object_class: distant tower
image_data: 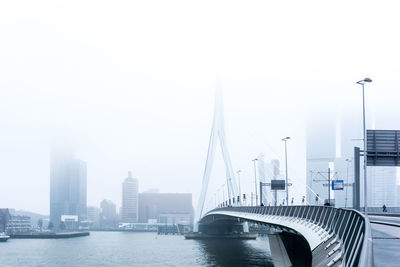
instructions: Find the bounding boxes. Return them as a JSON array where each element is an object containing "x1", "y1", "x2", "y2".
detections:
[
  {"x1": 50, "y1": 150, "x2": 87, "y2": 229},
  {"x1": 121, "y1": 171, "x2": 139, "y2": 222}
]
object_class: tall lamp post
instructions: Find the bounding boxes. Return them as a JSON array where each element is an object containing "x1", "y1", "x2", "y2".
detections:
[
  {"x1": 357, "y1": 78, "x2": 372, "y2": 215},
  {"x1": 345, "y1": 158, "x2": 351, "y2": 208},
  {"x1": 252, "y1": 158, "x2": 258, "y2": 206},
  {"x1": 237, "y1": 170, "x2": 242, "y2": 206},
  {"x1": 222, "y1": 183, "x2": 226, "y2": 205},
  {"x1": 282, "y1": 137, "x2": 290, "y2": 206}
]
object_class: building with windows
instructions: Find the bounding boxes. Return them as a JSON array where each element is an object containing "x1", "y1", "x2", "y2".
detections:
[
  {"x1": 138, "y1": 193, "x2": 193, "y2": 224},
  {"x1": 87, "y1": 206, "x2": 101, "y2": 228},
  {"x1": 50, "y1": 150, "x2": 87, "y2": 229},
  {"x1": 121, "y1": 172, "x2": 139, "y2": 223},
  {"x1": 306, "y1": 106, "x2": 399, "y2": 208},
  {"x1": 257, "y1": 155, "x2": 283, "y2": 206},
  {"x1": 6, "y1": 215, "x2": 31, "y2": 234}
]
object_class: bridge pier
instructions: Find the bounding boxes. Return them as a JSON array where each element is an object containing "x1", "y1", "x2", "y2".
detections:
[
  {"x1": 269, "y1": 231, "x2": 312, "y2": 267},
  {"x1": 187, "y1": 220, "x2": 255, "y2": 239}
]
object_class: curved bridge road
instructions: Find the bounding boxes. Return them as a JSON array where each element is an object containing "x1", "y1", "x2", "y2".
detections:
[{"x1": 369, "y1": 215, "x2": 400, "y2": 267}]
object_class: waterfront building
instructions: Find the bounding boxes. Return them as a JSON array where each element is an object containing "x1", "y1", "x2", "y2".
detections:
[
  {"x1": 138, "y1": 193, "x2": 193, "y2": 224},
  {"x1": 61, "y1": 215, "x2": 79, "y2": 230},
  {"x1": 159, "y1": 212, "x2": 191, "y2": 224},
  {"x1": 121, "y1": 172, "x2": 139, "y2": 223},
  {"x1": 6, "y1": 215, "x2": 31, "y2": 234},
  {"x1": 87, "y1": 206, "x2": 101, "y2": 228},
  {"x1": 0, "y1": 209, "x2": 11, "y2": 233},
  {"x1": 100, "y1": 199, "x2": 118, "y2": 228},
  {"x1": 50, "y1": 150, "x2": 87, "y2": 229}
]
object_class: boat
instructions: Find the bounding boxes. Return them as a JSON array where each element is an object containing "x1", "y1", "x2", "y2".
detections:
[{"x1": 0, "y1": 232, "x2": 10, "y2": 242}]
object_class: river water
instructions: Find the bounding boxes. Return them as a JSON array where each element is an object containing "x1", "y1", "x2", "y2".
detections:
[{"x1": 0, "y1": 232, "x2": 274, "y2": 266}]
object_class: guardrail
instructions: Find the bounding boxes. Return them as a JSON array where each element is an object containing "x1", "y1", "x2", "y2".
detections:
[{"x1": 203, "y1": 206, "x2": 373, "y2": 267}]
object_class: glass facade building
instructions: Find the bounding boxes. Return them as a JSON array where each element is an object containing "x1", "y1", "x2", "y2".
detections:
[{"x1": 50, "y1": 151, "x2": 87, "y2": 229}]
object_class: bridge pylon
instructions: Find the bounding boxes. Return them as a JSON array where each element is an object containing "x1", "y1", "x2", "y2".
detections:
[{"x1": 194, "y1": 83, "x2": 239, "y2": 231}]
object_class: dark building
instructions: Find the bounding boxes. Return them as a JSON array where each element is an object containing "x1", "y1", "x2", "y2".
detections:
[
  {"x1": 138, "y1": 193, "x2": 193, "y2": 224},
  {"x1": 100, "y1": 199, "x2": 118, "y2": 228},
  {"x1": 0, "y1": 208, "x2": 11, "y2": 233},
  {"x1": 50, "y1": 151, "x2": 87, "y2": 229}
]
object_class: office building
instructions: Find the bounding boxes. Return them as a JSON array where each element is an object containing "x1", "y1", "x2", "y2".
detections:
[
  {"x1": 138, "y1": 193, "x2": 193, "y2": 224},
  {"x1": 50, "y1": 150, "x2": 87, "y2": 229},
  {"x1": 100, "y1": 199, "x2": 118, "y2": 228},
  {"x1": 257, "y1": 155, "x2": 283, "y2": 206},
  {"x1": 87, "y1": 206, "x2": 101, "y2": 228},
  {"x1": 121, "y1": 172, "x2": 139, "y2": 223},
  {"x1": 6, "y1": 215, "x2": 31, "y2": 234},
  {"x1": 306, "y1": 106, "x2": 399, "y2": 208}
]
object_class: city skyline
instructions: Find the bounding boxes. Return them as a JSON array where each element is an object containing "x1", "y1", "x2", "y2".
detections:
[{"x1": 2, "y1": 1, "x2": 400, "y2": 216}]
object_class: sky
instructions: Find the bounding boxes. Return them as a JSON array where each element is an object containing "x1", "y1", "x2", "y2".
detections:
[{"x1": 1, "y1": 0, "x2": 400, "y2": 215}]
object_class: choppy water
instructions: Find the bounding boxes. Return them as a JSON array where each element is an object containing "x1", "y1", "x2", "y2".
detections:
[{"x1": 0, "y1": 232, "x2": 274, "y2": 266}]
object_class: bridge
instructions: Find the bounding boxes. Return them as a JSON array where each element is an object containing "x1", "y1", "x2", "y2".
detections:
[
  {"x1": 192, "y1": 87, "x2": 399, "y2": 267},
  {"x1": 198, "y1": 205, "x2": 372, "y2": 267}
]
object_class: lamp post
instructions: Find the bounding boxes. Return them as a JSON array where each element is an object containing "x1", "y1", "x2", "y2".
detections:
[
  {"x1": 357, "y1": 78, "x2": 372, "y2": 215},
  {"x1": 345, "y1": 158, "x2": 351, "y2": 208},
  {"x1": 282, "y1": 137, "x2": 290, "y2": 206},
  {"x1": 222, "y1": 183, "x2": 226, "y2": 205},
  {"x1": 237, "y1": 170, "x2": 242, "y2": 205},
  {"x1": 252, "y1": 158, "x2": 258, "y2": 206}
]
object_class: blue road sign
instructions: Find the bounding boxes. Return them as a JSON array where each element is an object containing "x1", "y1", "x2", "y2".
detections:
[{"x1": 332, "y1": 180, "x2": 344, "y2": 190}]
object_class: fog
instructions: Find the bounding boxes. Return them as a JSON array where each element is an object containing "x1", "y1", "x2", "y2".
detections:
[{"x1": 1, "y1": 0, "x2": 400, "y2": 215}]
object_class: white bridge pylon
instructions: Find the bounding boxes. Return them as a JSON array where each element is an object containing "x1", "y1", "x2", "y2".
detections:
[{"x1": 194, "y1": 85, "x2": 239, "y2": 228}]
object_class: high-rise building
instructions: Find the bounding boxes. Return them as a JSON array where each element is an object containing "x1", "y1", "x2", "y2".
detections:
[
  {"x1": 50, "y1": 151, "x2": 87, "y2": 229},
  {"x1": 257, "y1": 155, "x2": 283, "y2": 206},
  {"x1": 306, "y1": 106, "x2": 399, "y2": 208},
  {"x1": 121, "y1": 171, "x2": 139, "y2": 223}
]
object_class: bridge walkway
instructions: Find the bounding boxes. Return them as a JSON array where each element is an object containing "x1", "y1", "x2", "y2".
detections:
[{"x1": 370, "y1": 216, "x2": 400, "y2": 267}]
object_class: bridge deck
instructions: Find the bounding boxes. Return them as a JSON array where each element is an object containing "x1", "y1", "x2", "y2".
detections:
[{"x1": 370, "y1": 216, "x2": 400, "y2": 267}]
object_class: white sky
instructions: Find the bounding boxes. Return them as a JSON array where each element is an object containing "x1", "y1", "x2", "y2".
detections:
[{"x1": 1, "y1": 0, "x2": 400, "y2": 214}]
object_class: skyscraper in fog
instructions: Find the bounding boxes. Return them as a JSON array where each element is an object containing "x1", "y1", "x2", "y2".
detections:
[
  {"x1": 306, "y1": 106, "x2": 399, "y2": 208},
  {"x1": 50, "y1": 151, "x2": 87, "y2": 228},
  {"x1": 257, "y1": 154, "x2": 282, "y2": 206},
  {"x1": 121, "y1": 171, "x2": 139, "y2": 222}
]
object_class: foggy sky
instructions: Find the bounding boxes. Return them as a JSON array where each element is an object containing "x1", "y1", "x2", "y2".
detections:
[{"x1": 1, "y1": 0, "x2": 400, "y2": 214}]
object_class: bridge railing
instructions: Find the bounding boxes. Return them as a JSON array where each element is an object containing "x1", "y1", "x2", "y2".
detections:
[{"x1": 204, "y1": 206, "x2": 373, "y2": 267}]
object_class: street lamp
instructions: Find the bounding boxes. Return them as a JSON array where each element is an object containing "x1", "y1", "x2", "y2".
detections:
[
  {"x1": 345, "y1": 158, "x2": 351, "y2": 208},
  {"x1": 282, "y1": 137, "x2": 290, "y2": 206},
  {"x1": 237, "y1": 170, "x2": 242, "y2": 206},
  {"x1": 222, "y1": 183, "x2": 226, "y2": 204},
  {"x1": 252, "y1": 158, "x2": 258, "y2": 206},
  {"x1": 357, "y1": 77, "x2": 372, "y2": 215}
]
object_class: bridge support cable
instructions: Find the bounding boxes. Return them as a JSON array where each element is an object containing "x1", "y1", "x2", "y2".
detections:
[{"x1": 194, "y1": 86, "x2": 239, "y2": 230}]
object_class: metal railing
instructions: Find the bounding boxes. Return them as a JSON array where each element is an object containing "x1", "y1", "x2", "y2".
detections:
[{"x1": 203, "y1": 206, "x2": 373, "y2": 267}]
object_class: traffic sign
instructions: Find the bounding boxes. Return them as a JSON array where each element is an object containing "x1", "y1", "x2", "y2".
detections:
[{"x1": 332, "y1": 180, "x2": 344, "y2": 190}]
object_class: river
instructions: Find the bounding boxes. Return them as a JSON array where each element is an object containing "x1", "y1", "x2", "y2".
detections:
[{"x1": 0, "y1": 232, "x2": 274, "y2": 266}]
